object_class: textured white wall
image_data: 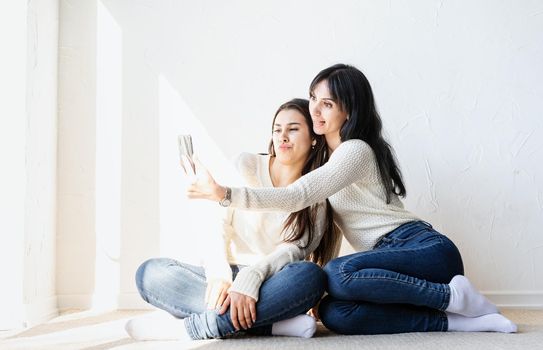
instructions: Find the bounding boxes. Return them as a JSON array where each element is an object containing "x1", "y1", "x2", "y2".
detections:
[
  {"x1": 24, "y1": 0, "x2": 60, "y2": 325},
  {"x1": 57, "y1": 0, "x2": 98, "y2": 309},
  {"x1": 57, "y1": 0, "x2": 543, "y2": 309},
  {"x1": 0, "y1": 0, "x2": 28, "y2": 329},
  {"x1": 0, "y1": 0, "x2": 59, "y2": 328}
]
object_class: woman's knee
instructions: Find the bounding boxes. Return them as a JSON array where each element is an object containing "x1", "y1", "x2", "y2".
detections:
[
  {"x1": 323, "y1": 256, "x2": 342, "y2": 277},
  {"x1": 297, "y1": 261, "x2": 326, "y2": 286},
  {"x1": 135, "y1": 258, "x2": 169, "y2": 295},
  {"x1": 283, "y1": 261, "x2": 327, "y2": 296},
  {"x1": 322, "y1": 257, "x2": 350, "y2": 298}
]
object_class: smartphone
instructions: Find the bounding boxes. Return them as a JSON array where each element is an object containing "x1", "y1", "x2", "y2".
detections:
[{"x1": 178, "y1": 134, "x2": 195, "y2": 174}]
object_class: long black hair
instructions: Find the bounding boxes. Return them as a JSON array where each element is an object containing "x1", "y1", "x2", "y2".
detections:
[
  {"x1": 309, "y1": 64, "x2": 406, "y2": 202},
  {"x1": 268, "y1": 98, "x2": 341, "y2": 266}
]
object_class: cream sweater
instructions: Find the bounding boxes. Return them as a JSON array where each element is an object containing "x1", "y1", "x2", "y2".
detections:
[
  {"x1": 231, "y1": 139, "x2": 419, "y2": 252},
  {"x1": 205, "y1": 153, "x2": 327, "y2": 301}
]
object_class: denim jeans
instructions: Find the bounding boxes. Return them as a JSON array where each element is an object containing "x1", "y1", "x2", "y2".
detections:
[
  {"x1": 319, "y1": 221, "x2": 464, "y2": 335},
  {"x1": 135, "y1": 259, "x2": 326, "y2": 339}
]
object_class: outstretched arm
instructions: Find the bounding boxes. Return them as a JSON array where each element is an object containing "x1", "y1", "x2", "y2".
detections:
[{"x1": 188, "y1": 140, "x2": 374, "y2": 212}]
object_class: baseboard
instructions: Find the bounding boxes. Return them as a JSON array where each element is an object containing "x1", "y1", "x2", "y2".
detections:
[
  {"x1": 484, "y1": 291, "x2": 543, "y2": 309},
  {"x1": 117, "y1": 292, "x2": 153, "y2": 310},
  {"x1": 24, "y1": 296, "x2": 59, "y2": 327},
  {"x1": 57, "y1": 292, "x2": 543, "y2": 311},
  {"x1": 57, "y1": 293, "x2": 153, "y2": 311},
  {"x1": 56, "y1": 294, "x2": 93, "y2": 311}
]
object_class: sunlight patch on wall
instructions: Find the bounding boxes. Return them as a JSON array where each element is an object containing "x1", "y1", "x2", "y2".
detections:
[
  {"x1": 158, "y1": 74, "x2": 238, "y2": 266},
  {"x1": 93, "y1": 0, "x2": 122, "y2": 310}
]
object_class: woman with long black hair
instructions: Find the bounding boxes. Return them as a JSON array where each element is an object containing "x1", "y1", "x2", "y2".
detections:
[{"x1": 188, "y1": 64, "x2": 517, "y2": 335}]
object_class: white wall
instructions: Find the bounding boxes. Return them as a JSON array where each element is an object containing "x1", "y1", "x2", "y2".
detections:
[
  {"x1": 0, "y1": 0, "x2": 28, "y2": 330},
  {"x1": 24, "y1": 0, "x2": 60, "y2": 325},
  {"x1": 57, "y1": 0, "x2": 98, "y2": 310},
  {"x1": 57, "y1": 0, "x2": 543, "y2": 309},
  {"x1": 0, "y1": 0, "x2": 59, "y2": 328}
]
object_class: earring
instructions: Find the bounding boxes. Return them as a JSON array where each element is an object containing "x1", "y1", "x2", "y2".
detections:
[
  {"x1": 311, "y1": 140, "x2": 317, "y2": 149},
  {"x1": 346, "y1": 115, "x2": 350, "y2": 120}
]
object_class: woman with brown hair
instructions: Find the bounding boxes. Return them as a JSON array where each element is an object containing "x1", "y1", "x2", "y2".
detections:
[{"x1": 125, "y1": 98, "x2": 341, "y2": 341}]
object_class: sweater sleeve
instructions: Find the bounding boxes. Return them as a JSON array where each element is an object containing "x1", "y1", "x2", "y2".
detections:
[
  {"x1": 228, "y1": 202, "x2": 327, "y2": 301},
  {"x1": 230, "y1": 140, "x2": 375, "y2": 212}
]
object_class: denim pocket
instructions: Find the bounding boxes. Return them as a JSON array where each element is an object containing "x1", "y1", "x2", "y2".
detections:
[{"x1": 375, "y1": 221, "x2": 438, "y2": 249}]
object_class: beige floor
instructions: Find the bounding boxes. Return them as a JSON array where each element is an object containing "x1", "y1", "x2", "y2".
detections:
[{"x1": 1, "y1": 309, "x2": 542, "y2": 350}]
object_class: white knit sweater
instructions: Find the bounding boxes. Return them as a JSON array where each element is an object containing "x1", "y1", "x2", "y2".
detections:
[
  {"x1": 205, "y1": 153, "x2": 327, "y2": 301},
  {"x1": 231, "y1": 139, "x2": 419, "y2": 252}
]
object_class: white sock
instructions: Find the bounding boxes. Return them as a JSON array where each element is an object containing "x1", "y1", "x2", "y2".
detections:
[
  {"x1": 446, "y1": 275, "x2": 499, "y2": 317},
  {"x1": 271, "y1": 314, "x2": 317, "y2": 338},
  {"x1": 447, "y1": 312, "x2": 517, "y2": 333},
  {"x1": 125, "y1": 310, "x2": 191, "y2": 341}
]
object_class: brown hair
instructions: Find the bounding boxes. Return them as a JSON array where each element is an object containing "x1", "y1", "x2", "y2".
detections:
[{"x1": 268, "y1": 98, "x2": 341, "y2": 266}]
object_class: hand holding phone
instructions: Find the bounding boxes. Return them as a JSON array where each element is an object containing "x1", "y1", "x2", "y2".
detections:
[{"x1": 178, "y1": 134, "x2": 195, "y2": 175}]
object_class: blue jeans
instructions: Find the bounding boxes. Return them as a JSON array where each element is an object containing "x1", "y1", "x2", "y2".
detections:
[
  {"x1": 319, "y1": 221, "x2": 464, "y2": 334},
  {"x1": 135, "y1": 259, "x2": 326, "y2": 339}
]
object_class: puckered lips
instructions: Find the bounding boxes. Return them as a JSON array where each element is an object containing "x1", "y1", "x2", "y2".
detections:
[{"x1": 278, "y1": 144, "x2": 292, "y2": 151}]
